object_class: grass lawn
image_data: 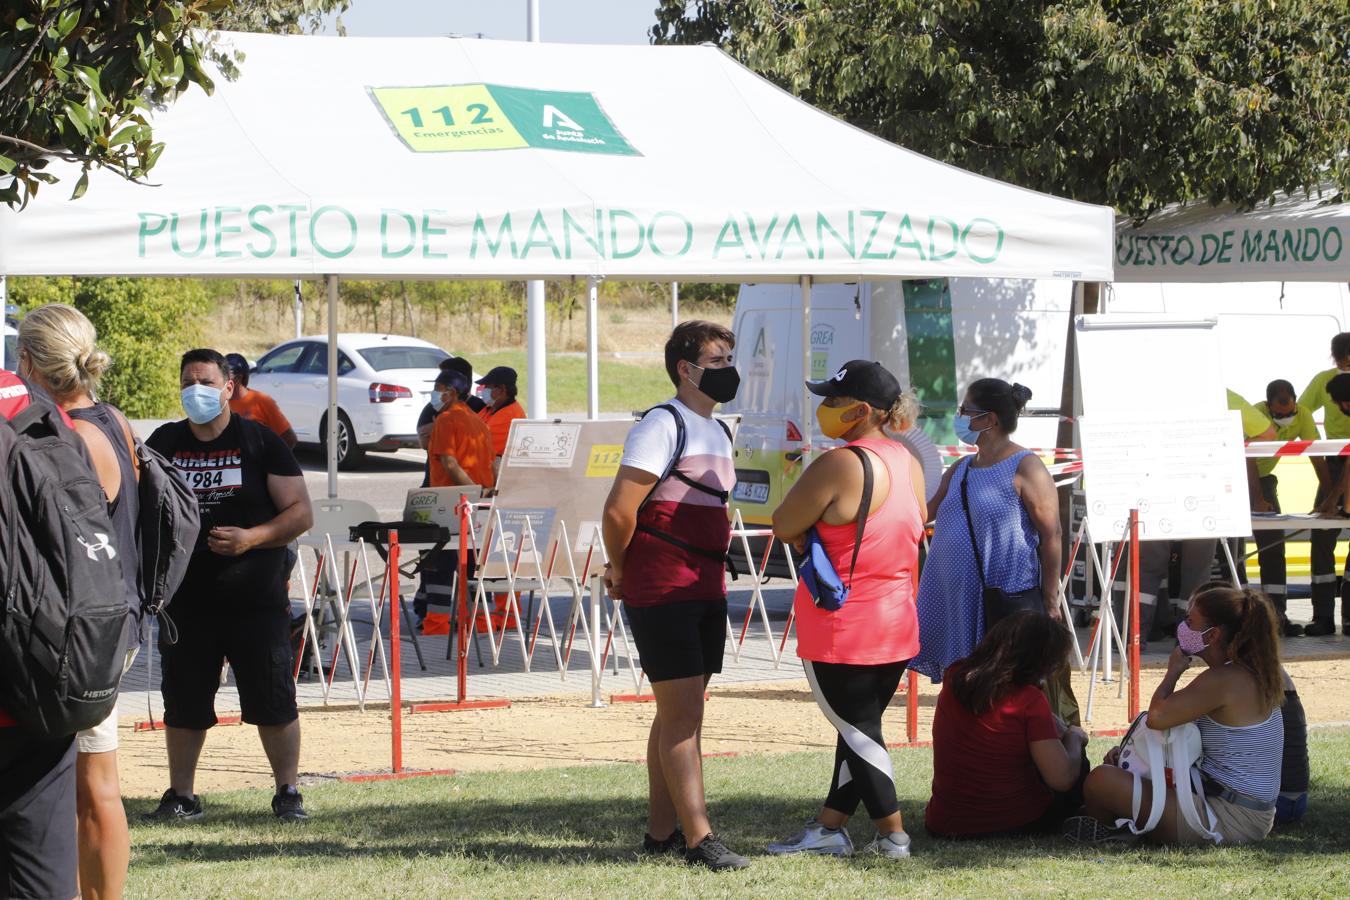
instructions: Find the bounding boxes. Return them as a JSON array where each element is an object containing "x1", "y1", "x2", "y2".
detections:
[
  {"x1": 127, "y1": 732, "x2": 1350, "y2": 898},
  {"x1": 473, "y1": 350, "x2": 673, "y2": 414}
]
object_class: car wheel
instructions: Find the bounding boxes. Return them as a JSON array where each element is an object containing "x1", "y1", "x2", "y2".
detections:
[{"x1": 321, "y1": 410, "x2": 366, "y2": 470}]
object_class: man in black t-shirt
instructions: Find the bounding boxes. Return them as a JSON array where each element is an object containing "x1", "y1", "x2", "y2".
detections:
[{"x1": 144, "y1": 349, "x2": 314, "y2": 823}]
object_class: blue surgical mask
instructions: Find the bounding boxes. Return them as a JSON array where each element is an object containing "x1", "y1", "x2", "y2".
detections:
[
  {"x1": 954, "y1": 414, "x2": 984, "y2": 446},
  {"x1": 431, "y1": 391, "x2": 447, "y2": 411},
  {"x1": 181, "y1": 383, "x2": 224, "y2": 425}
]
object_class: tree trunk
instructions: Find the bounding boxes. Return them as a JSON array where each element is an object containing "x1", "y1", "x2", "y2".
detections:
[{"x1": 401, "y1": 281, "x2": 415, "y2": 336}]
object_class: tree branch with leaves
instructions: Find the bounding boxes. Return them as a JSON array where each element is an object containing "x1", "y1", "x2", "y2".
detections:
[
  {"x1": 651, "y1": 0, "x2": 1350, "y2": 220},
  {"x1": 0, "y1": 0, "x2": 349, "y2": 209}
]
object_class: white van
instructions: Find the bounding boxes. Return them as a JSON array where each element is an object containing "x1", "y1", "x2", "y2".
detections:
[
  {"x1": 724, "y1": 277, "x2": 1350, "y2": 529},
  {"x1": 725, "y1": 278, "x2": 1075, "y2": 526}
]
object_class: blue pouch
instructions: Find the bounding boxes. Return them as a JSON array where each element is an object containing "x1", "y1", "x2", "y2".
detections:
[{"x1": 798, "y1": 446, "x2": 872, "y2": 612}]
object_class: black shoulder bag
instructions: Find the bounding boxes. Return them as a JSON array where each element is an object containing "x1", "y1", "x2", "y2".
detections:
[{"x1": 959, "y1": 458, "x2": 1045, "y2": 629}]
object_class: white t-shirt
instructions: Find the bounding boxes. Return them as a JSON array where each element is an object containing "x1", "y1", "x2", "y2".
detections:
[{"x1": 621, "y1": 397, "x2": 735, "y2": 508}]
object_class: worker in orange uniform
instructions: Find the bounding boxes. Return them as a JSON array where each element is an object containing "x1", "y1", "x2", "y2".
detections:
[
  {"x1": 476, "y1": 366, "x2": 526, "y2": 464},
  {"x1": 225, "y1": 353, "x2": 297, "y2": 448},
  {"x1": 421, "y1": 368, "x2": 497, "y2": 635}
]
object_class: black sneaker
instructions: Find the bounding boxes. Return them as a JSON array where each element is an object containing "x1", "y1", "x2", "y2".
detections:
[
  {"x1": 684, "y1": 833, "x2": 750, "y2": 871},
  {"x1": 1304, "y1": 620, "x2": 1336, "y2": 637},
  {"x1": 142, "y1": 788, "x2": 203, "y2": 822},
  {"x1": 1283, "y1": 620, "x2": 1306, "y2": 638},
  {"x1": 272, "y1": 785, "x2": 309, "y2": 822},
  {"x1": 642, "y1": 826, "x2": 684, "y2": 856},
  {"x1": 1063, "y1": 815, "x2": 1134, "y2": 845}
]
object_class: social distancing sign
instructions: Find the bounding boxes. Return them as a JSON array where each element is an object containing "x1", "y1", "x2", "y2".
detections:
[{"x1": 369, "y1": 83, "x2": 639, "y2": 156}]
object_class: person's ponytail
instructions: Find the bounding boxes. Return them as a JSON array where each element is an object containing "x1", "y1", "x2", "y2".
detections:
[{"x1": 1226, "y1": 589, "x2": 1284, "y2": 712}]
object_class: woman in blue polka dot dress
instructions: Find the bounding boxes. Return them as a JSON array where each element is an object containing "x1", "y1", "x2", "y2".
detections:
[{"x1": 911, "y1": 380, "x2": 1075, "y2": 722}]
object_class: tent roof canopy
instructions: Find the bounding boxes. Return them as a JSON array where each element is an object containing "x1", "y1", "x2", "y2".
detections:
[
  {"x1": 0, "y1": 32, "x2": 1113, "y2": 282},
  {"x1": 1114, "y1": 181, "x2": 1348, "y2": 283}
]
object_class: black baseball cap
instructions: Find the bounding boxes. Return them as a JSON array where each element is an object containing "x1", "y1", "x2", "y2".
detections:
[
  {"x1": 475, "y1": 365, "x2": 518, "y2": 388},
  {"x1": 223, "y1": 353, "x2": 249, "y2": 376},
  {"x1": 807, "y1": 360, "x2": 901, "y2": 410},
  {"x1": 434, "y1": 369, "x2": 470, "y2": 394}
]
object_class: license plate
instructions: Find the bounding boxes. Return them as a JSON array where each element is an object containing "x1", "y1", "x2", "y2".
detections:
[{"x1": 733, "y1": 482, "x2": 770, "y2": 504}]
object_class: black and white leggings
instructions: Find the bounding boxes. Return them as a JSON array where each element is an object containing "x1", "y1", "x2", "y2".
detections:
[{"x1": 803, "y1": 658, "x2": 909, "y2": 821}]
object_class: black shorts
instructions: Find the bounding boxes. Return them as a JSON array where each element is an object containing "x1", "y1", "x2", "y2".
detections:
[
  {"x1": 624, "y1": 598, "x2": 727, "y2": 683},
  {"x1": 159, "y1": 581, "x2": 298, "y2": 730},
  {"x1": 0, "y1": 730, "x2": 76, "y2": 900}
]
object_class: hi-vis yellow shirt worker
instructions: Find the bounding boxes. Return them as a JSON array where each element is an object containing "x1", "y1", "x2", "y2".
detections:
[
  {"x1": 1300, "y1": 368, "x2": 1350, "y2": 439},
  {"x1": 1254, "y1": 400, "x2": 1319, "y2": 478},
  {"x1": 1226, "y1": 389, "x2": 1274, "y2": 440}
]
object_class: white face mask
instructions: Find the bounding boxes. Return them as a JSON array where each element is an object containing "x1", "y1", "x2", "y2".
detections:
[{"x1": 1272, "y1": 414, "x2": 1296, "y2": 428}]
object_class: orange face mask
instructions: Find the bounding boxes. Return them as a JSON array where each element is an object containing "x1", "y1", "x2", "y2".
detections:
[{"x1": 815, "y1": 400, "x2": 867, "y2": 439}]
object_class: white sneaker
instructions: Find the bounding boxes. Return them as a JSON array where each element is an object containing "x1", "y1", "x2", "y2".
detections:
[
  {"x1": 863, "y1": 830, "x2": 912, "y2": 859},
  {"x1": 766, "y1": 819, "x2": 854, "y2": 857}
]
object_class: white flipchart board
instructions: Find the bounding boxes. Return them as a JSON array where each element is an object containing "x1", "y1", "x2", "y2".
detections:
[{"x1": 1075, "y1": 315, "x2": 1252, "y2": 541}]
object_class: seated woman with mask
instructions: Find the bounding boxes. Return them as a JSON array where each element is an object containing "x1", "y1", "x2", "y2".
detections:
[{"x1": 1067, "y1": 584, "x2": 1285, "y2": 845}]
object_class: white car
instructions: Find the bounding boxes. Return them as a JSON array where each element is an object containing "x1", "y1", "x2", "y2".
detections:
[
  {"x1": 2, "y1": 320, "x2": 16, "y2": 371},
  {"x1": 249, "y1": 333, "x2": 454, "y2": 469}
]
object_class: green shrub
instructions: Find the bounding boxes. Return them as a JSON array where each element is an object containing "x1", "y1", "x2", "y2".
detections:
[{"x1": 10, "y1": 276, "x2": 209, "y2": 418}]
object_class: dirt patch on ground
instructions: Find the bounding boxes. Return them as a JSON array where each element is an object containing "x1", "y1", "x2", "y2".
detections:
[{"x1": 116, "y1": 657, "x2": 1350, "y2": 798}]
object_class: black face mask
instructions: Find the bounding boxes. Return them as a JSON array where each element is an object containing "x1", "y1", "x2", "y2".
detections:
[{"x1": 690, "y1": 363, "x2": 740, "y2": 404}]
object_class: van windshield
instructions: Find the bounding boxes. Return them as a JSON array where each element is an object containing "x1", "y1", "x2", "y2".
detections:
[{"x1": 357, "y1": 346, "x2": 448, "y2": 371}]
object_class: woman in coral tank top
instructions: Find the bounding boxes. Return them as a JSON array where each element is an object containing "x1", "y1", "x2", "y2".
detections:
[{"x1": 766, "y1": 360, "x2": 927, "y2": 860}]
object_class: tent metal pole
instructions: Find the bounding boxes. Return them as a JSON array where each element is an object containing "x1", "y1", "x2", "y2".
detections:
[
  {"x1": 671, "y1": 282, "x2": 679, "y2": 329},
  {"x1": 293, "y1": 280, "x2": 303, "y2": 339},
  {"x1": 586, "y1": 276, "x2": 599, "y2": 419},
  {"x1": 326, "y1": 274, "x2": 339, "y2": 499},
  {"x1": 527, "y1": 282, "x2": 547, "y2": 418},
  {"x1": 525, "y1": 1, "x2": 546, "y2": 419},
  {"x1": 800, "y1": 275, "x2": 813, "y2": 465}
]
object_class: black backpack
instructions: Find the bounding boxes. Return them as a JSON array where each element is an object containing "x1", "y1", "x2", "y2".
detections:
[
  {"x1": 633, "y1": 404, "x2": 735, "y2": 566},
  {"x1": 0, "y1": 402, "x2": 131, "y2": 736},
  {"x1": 107, "y1": 411, "x2": 201, "y2": 628}
]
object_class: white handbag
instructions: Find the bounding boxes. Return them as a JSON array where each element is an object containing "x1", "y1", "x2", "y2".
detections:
[{"x1": 1114, "y1": 712, "x2": 1223, "y2": 843}]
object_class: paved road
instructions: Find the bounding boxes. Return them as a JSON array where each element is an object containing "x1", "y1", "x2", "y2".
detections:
[{"x1": 294, "y1": 446, "x2": 427, "y2": 519}]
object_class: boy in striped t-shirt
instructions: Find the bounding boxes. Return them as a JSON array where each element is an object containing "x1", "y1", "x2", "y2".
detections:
[{"x1": 601, "y1": 321, "x2": 747, "y2": 871}]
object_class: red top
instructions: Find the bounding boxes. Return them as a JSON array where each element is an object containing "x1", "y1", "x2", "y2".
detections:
[
  {"x1": 924, "y1": 673, "x2": 1060, "y2": 836},
  {"x1": 0, "y1": 369, "x2": 31, "y2": 421},
  {"x1": 793, "y1": 437, "x2": 923, "y2": 665}
]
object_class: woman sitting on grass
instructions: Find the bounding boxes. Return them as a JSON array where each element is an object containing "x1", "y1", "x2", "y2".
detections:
[
  {"x1": 924, "y1": 612, "x2": 1089, "y2": 839},
  {"x1": 1066, "y1": 584, "x2": 1284, "y2": 845}
]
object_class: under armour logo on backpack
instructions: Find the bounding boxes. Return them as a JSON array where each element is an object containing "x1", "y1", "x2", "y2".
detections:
[{"x1": 76, "y1": 533, "x2": 117, "y2": 561}]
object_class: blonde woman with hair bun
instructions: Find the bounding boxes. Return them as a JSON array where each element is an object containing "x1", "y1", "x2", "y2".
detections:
[{"x1": 17, "y1": 303, "x2": 141, "y2": 900}]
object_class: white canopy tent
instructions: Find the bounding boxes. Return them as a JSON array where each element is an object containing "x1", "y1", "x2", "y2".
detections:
[
  {"x1": 1110, "y1": 185, "x2": 1349, "y2": 420},
  {"x1": 1114, "y1": 184, "x2": 1348, "y2": 283},
  {"x1": 0, "y1": 32, "x2": 1114, "y2": 494}
]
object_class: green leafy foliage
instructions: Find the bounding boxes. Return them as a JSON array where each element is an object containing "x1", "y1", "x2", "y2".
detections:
[
  {"x1": 652, "y1": 0, "x2": 1350, "y2": 219},
  {"x1": 0, "y1": 1, "x2": 219, "y2": 208},
  {"x1": 10, "y1": 277, "x2": 209, "y2": 417},
  {"x1": 0, "y1": 1, "x2": 349, "y2": 209}
]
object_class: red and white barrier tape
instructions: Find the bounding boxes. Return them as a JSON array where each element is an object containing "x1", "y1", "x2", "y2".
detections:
[
  {"x1": 1245, "y1": 438, "x2": 1350, "y2": 458},
  {"x1": 942, "y1": 446, "x2": 1081, "y2": 458}
]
